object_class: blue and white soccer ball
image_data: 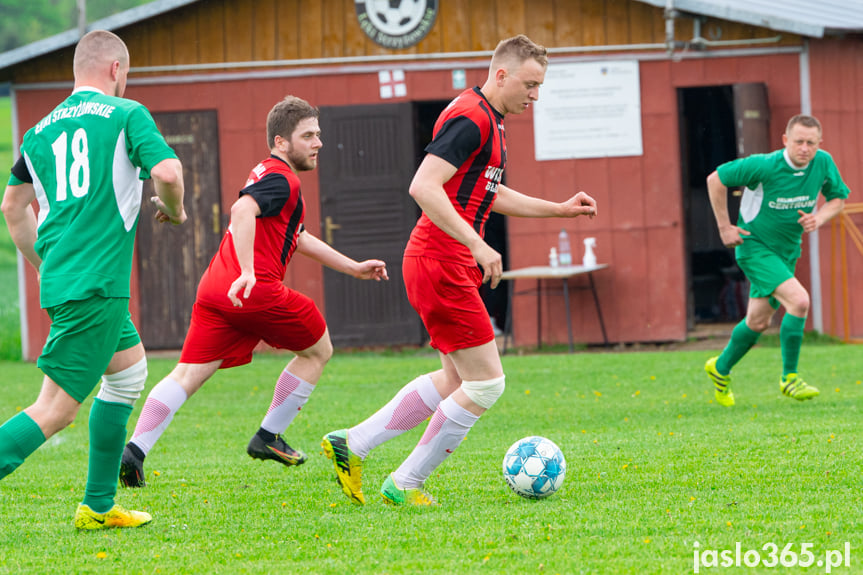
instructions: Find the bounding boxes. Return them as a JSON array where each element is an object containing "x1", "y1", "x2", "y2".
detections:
[{"x1": 502, "y1": 436, "x2": 566, "y2": 499}]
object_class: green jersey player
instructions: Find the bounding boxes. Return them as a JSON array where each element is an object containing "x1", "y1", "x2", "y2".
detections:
[
  {"x1": 0, "y1": 30, "x2": 185, "y2": 529},
  {"x1": 704, "y1": 114, "x2": 849, "y2": 407}
]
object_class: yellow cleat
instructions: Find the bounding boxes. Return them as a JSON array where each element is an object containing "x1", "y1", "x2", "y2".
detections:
[
  {"x1": 705, "y1": 356, "x2": 735, "y2": 407},
  {"x1": 380, "y1": 474, "x2": 438, "y2": 507},
  {"x1": 74, "y1": 503, "x2": 152, "y2": 530},
  {"x1": 321, "y1": 430, "x2": 365, "y2": 505},
  {"x1": 780, "y1": 373, "x2": 819, "y2": 401}
]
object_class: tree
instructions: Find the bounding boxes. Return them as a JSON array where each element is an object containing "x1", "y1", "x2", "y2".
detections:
[{"x1": 0, "y1": 0, "x2": 153, "y2": 53}]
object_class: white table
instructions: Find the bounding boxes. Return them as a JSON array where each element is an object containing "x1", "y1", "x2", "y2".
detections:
[{"x1": 500, "y1": 263, "x2": 609, "y2": 353}]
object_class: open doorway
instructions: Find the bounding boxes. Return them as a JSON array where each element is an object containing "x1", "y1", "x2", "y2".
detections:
[
  {"x1": 415, "y1": 100, "x2": 510, "y2": 336},
  {"x1": 679, "y1": 86, "x2": 745, "y2": 329},
  {"x1": 317, "y1": 99, "x2": 509, "y2": 347}
]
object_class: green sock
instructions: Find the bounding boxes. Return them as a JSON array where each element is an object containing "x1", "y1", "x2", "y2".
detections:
[
  {"x1": 0, "y1": 412, "x2": 46, "y2": 479},
  {"x1": 780, "y1": 313, "x2": 807, "y2": 378},
  {"x1": 82, "y1": 398, "x2": 133, "y2": 513},
  {"x1": 716, "y1": 320, "x2": 761, "y2": 375}
]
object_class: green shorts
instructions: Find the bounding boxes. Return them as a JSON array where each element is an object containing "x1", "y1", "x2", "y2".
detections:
[
  {"x1": 37, "y1": 296, "x2": 140, "y2": 403},
  {"x1": 735, "y1": 248, "x2": 797, "y2": 310}
]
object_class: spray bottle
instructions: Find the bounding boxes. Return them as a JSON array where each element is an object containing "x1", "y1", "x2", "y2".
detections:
[{"x1": 582, "y1": 237, "x2": 597, "y2": 267}]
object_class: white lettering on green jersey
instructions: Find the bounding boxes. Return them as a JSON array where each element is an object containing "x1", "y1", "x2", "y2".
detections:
[
  {"x1": 17, "y1": 88, "x2": 177, "y2": 308},
  {"x1": 717, "y1": 148, "x2": 849, "y2": 261}
]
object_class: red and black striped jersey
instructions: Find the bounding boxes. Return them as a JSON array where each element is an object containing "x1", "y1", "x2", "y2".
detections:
[
  {"x1": 405, "y1": 87, "x2": 506, "y2": 266},
  {"x1": 196, "y1": 155, "x2": 304, "y2": 309}
]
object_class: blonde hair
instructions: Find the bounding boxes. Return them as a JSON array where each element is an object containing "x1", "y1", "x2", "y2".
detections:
[
  {"x1": 73, "y1": 30, "x2": 129, "y2": 77},
  {"x1": 490, "y1": 34, "x2": 548, "y2": 71},
  {"x1": 786, "y1": 114, "x2": 822, "y2": 135}
]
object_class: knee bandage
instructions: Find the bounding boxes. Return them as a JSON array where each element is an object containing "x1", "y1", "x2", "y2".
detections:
[
  {"x1": 461, "y1": 375, "x2": 506, "y2": 409},
  {"x1": 97, "y1": 358, "x2": 148, "y2": 405}
]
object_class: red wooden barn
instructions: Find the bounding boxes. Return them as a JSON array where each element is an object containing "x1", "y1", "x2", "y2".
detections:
[{"x1": 1, "y1": 0, "x2": 862, "y2": 360}]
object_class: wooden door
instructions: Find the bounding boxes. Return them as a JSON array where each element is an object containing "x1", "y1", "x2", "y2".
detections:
[
  {"x1": 318, "y1": 103, "x2": 423, "y2": 347},
  {"x1": 733, "y1": 83, "x2": 770, "y2": 157},
  {"x1": 137, "y1": 110, "x2": 223, "y2": 349}
]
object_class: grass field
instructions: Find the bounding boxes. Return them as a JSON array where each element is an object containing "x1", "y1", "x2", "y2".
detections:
[
  {"x1": 0, "y1": 346, "x2": 860, "y2": 574},
  {"x1": 0, "y1": 95, "x2": 13, "y2": 265},
  {"x1": 0, "y1": 95, "x2": 21, "y2": 361}
]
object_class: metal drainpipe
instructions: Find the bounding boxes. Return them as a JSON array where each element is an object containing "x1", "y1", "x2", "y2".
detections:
[
  {"x1": 799, "y1": 39, "x2": 824, "y2": 332},
  {"x1": 77, "y1": 0, "x2": 86, "y2": 38},
  {"x1": 691, "y1": 16, "x2": 707, "y2": 49},
  {"x1": 665, "y1": 0, "x2": 677, "y2": 56},
  {"x1": 8, "y1": 87, "x2": 29, "y2": 361}
]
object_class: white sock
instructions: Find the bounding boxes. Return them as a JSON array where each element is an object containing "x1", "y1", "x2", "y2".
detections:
[
  {"x1": 391, "y1": 395, "x2": 479, "y2": 489},
  {"x1": 130, "y1": 377, "x2": 188, "y2": 455},
  {"x1": 348, "y1": 373, "x2": 442, "y2": 459},
  {"x1": 259, "y1": 370, "x2": 315, "y2": 435}
]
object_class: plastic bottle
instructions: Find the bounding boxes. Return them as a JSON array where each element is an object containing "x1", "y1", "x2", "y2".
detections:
[
  {"x1": 583, "y1": 237, "x2": 597, "y2": 267},
  {"x1": 549, "y1": 247, "x2": 559, "y2": 268},
  {"x1": 558, "y1": 229, "x2": 572, "y2": 266}
]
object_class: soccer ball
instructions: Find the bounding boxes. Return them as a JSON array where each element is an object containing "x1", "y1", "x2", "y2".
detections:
[{"x1": 502, "y1": 436, "x2": 566, "y2": 499}]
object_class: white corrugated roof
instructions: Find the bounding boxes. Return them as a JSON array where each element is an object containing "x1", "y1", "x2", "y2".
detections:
[
  {"x1": 636, "y1": 0, "x2": 863, "y2": 38},
  {"x1": 0, "y1": 0, "x2": 201, "y2": 71}
]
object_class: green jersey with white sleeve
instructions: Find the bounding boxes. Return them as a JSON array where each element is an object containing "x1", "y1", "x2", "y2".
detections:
[
  {"x1": 716, "y1": 148, "x2": 849, "y2": 262},
  {"x1": 12, "y1": 88, "x2": 177, "y2": 308}
]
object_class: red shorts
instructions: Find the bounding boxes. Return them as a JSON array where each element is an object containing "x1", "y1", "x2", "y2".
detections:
[
  {"x1": 403, "y1": 255, "x2": 495, "y2": 354},
  {"x1": 179, "y1": 287, "x2": 327, "y2": 369}
]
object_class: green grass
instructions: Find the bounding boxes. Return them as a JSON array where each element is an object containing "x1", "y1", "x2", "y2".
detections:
[
  {"x1": 0, "y1": 95, "x2": 21, "y2": 361},
  {"x1": 0, "y1": 95, "x2": 13, "y2": 266},
  {"x1": 0, "y1": 346, "x2": 860, "y2": 574},
  {"x1": 0, "y1": 266, "x2": 20, "y2": 360}
]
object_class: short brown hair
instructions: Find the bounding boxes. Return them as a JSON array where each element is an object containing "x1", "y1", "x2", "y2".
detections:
[
  {"x1": 786, "y1": 114, "x2": 822, "y2": 135},
  {"x1": 490, "y1": 34, "x2": 548, "y2": 71},
  {"x1": 73, "y1": 30, "x2": 129, "y2": 77},
  {"x1": 266, "y1": 96, "x2": 319, "y2": 149}
]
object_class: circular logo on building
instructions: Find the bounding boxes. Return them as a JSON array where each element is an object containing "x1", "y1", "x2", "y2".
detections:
[{"x1": 356, "y1": 0, "x2": 438, "y2": 49}]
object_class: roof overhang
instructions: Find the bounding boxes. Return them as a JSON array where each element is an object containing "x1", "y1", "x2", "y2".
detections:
[
  {"x1": 635, "y1": 0, "x2": 863, "y2": 38},
  {"x1": 0, "y1": 0, "x2": 201, "y2": 72}
]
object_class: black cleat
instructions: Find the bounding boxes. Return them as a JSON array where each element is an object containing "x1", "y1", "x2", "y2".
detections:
[
  {"x1": 119, "y1": 443, "x2": 147, "y2": 488},
  {"x1": 247, "y1": 434, "x2": 308, "y2": 467}
]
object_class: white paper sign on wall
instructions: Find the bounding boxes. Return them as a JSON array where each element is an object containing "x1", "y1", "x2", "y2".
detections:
[{"x1": 533, "y1": 61, "x2": 643, "y2": 160}]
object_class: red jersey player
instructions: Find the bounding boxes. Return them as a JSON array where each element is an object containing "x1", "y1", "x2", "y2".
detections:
[
  {"x1": 323, "y1": 35, "x2": 597, "y2": 505},
  {"x1": 119, "y1": 96, "x2": 388, "y2": 487}
]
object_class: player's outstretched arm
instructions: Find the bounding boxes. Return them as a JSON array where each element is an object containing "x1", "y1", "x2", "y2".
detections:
[
  {"x1": 493, "y1": 185, "x2": 596, "y2": 219},
  {"x1": 150, "y1": 158, "x2": 187, "y2": 225},
  {"x1": 707, "y1": 170, "x2": 750, "y2": 248},
  {"x1": 296, "y1": 230, "x2": 388, "y2": 281},
  {"x1": 1, "y1": 182, "x2": 41, "y2": 271},
  {"x1": 227, "y1": 195, "x2": 260, "y2": 307}
]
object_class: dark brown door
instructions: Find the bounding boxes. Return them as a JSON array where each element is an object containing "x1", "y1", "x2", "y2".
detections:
[
  {"x1": 137, "y1": 110, "x2": 223, "y2": 349},
  {"x1": 318, "y1": 103, "x2": 422, "y2": 347},
  {"x1": 733, "y1": 83, "x2": 770, "y2": 157}
]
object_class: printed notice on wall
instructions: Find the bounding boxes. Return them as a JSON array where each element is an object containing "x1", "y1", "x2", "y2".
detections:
[{"x1": 533, "y1": 61, "x2": 642, "y2": 160}]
